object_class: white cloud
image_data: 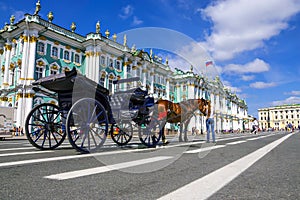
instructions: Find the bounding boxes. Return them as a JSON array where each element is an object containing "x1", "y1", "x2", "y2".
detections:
[
  {"x1": 119, "y1": 5, "x2": 134, "y2": 19},
  {"x1": 241, "y1": 75, "x2": 255, "y2": 81},
  {"x1": 222, "y1": 80, "x2": 242, "y2": 93},
  {"x1": 201, "y1": 0, "x2": 300, "y2": 61},
  {"x1": 284, "y1": 90, "x2": 300, "y2": 95},
  {"x1": 132, "y1": 16, "x2": 143, "y2": 26},
  {"x1": 250, "y1": 81, "x2": 277, "y2": 89},
  {"x1": 223, "y1": 58, "x2": 270, "y2": 74},
  {"x1": 13, "y1": 10, "x2": 26, "y2": 22},
  {"x1": 271, "y1": 96, "x2": 300, "y2": 106}
]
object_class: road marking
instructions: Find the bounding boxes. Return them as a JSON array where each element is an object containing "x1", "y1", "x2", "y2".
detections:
[
  {"x1": 184, "y1": 145, "x2": 225, "y2": 154},
  {"x1": 247, "y1": 136, "x2": 263, "y2": 141},
  {"x1": 44, "y1": 156, "x2": 173, "y2": 180},
  {"x1": 158, "y1": 133, "x2": 292, "y2": 200},
  {"x1": 0, "y1": 142, "x2": 29, "y2": 145},
  {"x1": 0, "y1": 151, "x2": 53, "y2": 157},
  {"x1": 0, "y1": 147, "x2": 36, "y2": 152},
  {"x1": 0, "y1": 132, "x2": 276, "y2": 168},
  {"x1": 226, "y1": 140, "x2": 246, "y2": 145}
]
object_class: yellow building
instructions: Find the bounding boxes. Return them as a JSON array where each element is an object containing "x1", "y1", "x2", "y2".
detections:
[{"x1": 258, "y1": 104, "x2": 300, "y2": 130}]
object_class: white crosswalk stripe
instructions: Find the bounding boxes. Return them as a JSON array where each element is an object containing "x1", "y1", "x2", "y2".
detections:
[{"x1": 45, "y1": 156, "x2": 173, "y2": 180}]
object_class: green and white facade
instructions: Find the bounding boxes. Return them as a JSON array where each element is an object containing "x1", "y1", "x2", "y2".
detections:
[{"x1": 0, "y1": 4, "x2": 249, "y2": 133}]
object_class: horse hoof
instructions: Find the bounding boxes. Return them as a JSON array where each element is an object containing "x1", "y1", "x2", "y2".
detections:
[
  {"x1": 184, "y1": 138, "x2": 188, "y2": 142},
  {"x1": 179, "y1": 139, "x2": 183, "y2": 142}
]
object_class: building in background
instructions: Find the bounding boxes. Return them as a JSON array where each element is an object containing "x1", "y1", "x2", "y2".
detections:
[
  {"x1": 0, "y1": 1, "x2": 249, "y2": 133},
  {"x1": 258, "y1": 104, "x2": 300, "y2": 130}
]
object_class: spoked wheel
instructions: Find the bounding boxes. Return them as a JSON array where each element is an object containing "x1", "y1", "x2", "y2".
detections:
[
  {"x1": 110, "y1": 122, "x2": 133, "y2": 146},
  {"x1": 66, "y1": 98, "x2": 108, "y2": 153},
  {"x1": 25, "y1": 103, "x2": 66, "y2": 150},
  {"x1": 138, "y1": 117, "x2": 163, "y2": 147}
]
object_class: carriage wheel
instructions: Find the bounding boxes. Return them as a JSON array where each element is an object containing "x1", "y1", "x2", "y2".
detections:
[
  {"x1": 66, "y1": 98, "x2": 108, "y2": 153},
  {"x1": 138, "y1": 117, "x2": 163, "y2": 147},
  {"x1": 25, "y1": 103, "x2": 66, "y2": 150},
  {"x1": 110, "y1": 122, "x2": 133, "y2": 146}
]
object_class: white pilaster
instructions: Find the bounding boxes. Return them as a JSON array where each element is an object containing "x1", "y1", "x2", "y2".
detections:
[
  {"x1": 3, "y1": 43, "x2": 12, "y2": 87},
  {"x1": 166, "y1": 78, "x2": 170, "y2": 100}
]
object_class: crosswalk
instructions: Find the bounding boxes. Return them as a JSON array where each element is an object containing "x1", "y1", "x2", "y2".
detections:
[
  {"x1": 0, "y1": 131, "x2": 295, "y2": 200},
  {"x1": 0, "y1": 132, "x2": 284, "y2": 169}
]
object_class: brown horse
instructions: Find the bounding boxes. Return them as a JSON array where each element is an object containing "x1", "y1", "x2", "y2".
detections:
[{"x1": 156, "y1": 98, "x2": 209, "y2": 143}]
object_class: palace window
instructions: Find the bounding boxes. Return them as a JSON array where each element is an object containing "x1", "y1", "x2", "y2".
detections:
[
  {"x1": 64, "y1": 50, "x2": 70, "y2": 60},
  {"x1": 100, "y1": 56, "x2": 106, "y2": 66},
  {"x1": 51, "y1": 47, "x2": 58, "y2": 57},
  {"x1": 74, "y1": 54, "x2": 80, "y2": 64},
  {"x1": 35, "y1": 66, "x2": 44, "y2": 80},
  {"x1": 109, "y1": 59, "x2": 113, "y2": 68},
  {"x1": 100, "y1": 75, "x2": 105, "y2": 87},
  {"x1": 37, "y1": 42, "x2": 45, "y2": 54},
  {"x1": 50, "y1": 68, "x2": 58, "y2": 75},
  {"x1": 116, "y1": 61, "x2": 121, "y2": 70}
]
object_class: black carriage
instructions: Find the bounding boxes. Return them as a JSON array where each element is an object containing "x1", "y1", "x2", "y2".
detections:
[{"x1": 25, "y1": 68, "x2": 163, "y2": 153}]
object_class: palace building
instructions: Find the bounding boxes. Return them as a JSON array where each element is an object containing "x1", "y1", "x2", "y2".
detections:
[
  {"x1": 258, "y1": 104, "x2": 300, "y2": 130},
  {"x1": 0, "y1": 1, "x2": 249, "y2": 133}
]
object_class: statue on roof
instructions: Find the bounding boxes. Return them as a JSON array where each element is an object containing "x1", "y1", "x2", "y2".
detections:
[
  {"x1": 33, "y1": 0, "x2": 41, "y2": 16},
  {"x1": 123, "y1": 34, "x2": 127, "y2": 46},
  {"x1": 96, "y1": 21, "x2": 100, "y2": 34}
]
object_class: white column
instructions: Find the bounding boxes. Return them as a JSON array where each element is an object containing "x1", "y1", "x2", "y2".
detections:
[
  {"x1": 150, "y1": 70, "x2": 154, "y2": 94},
  {"x1": 15, "y1": 90, "x2": 23, "y2": 127},
  {"x1": 22, "y1": 92, "x2": 34, "y2": 128},
  {"x1": 188, "y1": 82, "x2": 194, "y2": 99},
  {"x1": 95, "y1": 52, "x2": 100, "y2": 83},
  {"x1": 26, "y1": 35, "x2": 38, "y2": 82},
  {"x1": 166, "y1": 78, "x2": 170, "y2": 100},
  {"x1": 20, "y1": 34, "x2": 29, "y2": 82},
  {"x1": 176, "y1": 85, "x2": 181, "y2": 102},
  {"x1": 142, "y1": 63, "x2": 147, "y2": 87},
  {"x1": 3, "y1": 43, "x2": 12, "y2": 87}
]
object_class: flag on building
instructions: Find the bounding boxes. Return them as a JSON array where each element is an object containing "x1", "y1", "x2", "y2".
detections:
[{"x1": 205, "y1": 60, "x2": 213, "y2": 67}]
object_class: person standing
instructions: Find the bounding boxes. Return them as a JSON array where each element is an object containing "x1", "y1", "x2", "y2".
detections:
[
  {"x1": 205, "y1": 101, "x2": 215, "y2": 143},
  {"x1": 251, "y1": 118, "x2": 258, "y2": 134}
]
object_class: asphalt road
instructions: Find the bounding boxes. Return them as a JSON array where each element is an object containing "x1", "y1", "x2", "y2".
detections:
[{"x1": 0, "y1": 131, "x2": 299, "y2": 200}]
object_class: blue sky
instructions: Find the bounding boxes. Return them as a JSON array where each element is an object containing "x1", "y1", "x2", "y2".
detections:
[{"x1": 1, "y1": 0, "x2": 300, "y2": 117}]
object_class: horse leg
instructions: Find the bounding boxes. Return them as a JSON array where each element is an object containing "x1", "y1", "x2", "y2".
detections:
[
  {"x1": 179, "y1": 124, "x2": 183, "y2": 142},
  {"x1": 184, "y1": 123, "x2": 188, "y2": 142},
  {"x1": 161, "y1": 124, "x2": 169, "y2": 145}
]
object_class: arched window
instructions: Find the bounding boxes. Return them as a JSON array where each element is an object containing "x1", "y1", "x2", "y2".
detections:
[
  {"x1": 64, "y1": 50, "x2": 70, "y2": 60},
  {"x1": 74, "y1": 54, "x2": 80, "y2": 63},
  {"x1": 100, "y1": 56, "x2": 106, "y2": 66},
  {"x1": 99, "y1": 73, "x2": 106, "y2": 87},
  {"x1": 109, "y1": 59, "x2": 113, "y2": 68},
  {"x1": 37, "y1": 42, "x2": 45, "y2": 54},
  {"x1": 52, "y1": 47, "x2": 58, "y2": 57},
  {"x1": 116, "y1": 61, "x2": 121, "y2": 70}
]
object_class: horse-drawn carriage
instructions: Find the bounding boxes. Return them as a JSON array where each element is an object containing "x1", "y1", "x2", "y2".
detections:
[{"x1": 25, "y1": 68, "x2": 163, "y2": 153}]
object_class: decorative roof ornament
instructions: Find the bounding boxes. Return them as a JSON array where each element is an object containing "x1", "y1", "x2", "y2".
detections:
[
  {"x1": 190, "y1": 65, "x2": 193, "y2": 72},
  {"x1": 105, "y1": 29, "x2": 110, "y2": 38},
  {"x1": 166, "y1": 57, "x2": 169, "y2": 65},
  {"x1": 10, "y1": 15, "x2": 15, "y2": 25},
  {"x1": 33, "y1": 0, "x2": 41, "y2": 16},
  {"x1": 150, "y1": 49, "x2": 153, "y2": 58},
  {"x1": 123, "y1": 34, "x2": 127, "y2": 46},
  {"x1": 70, "y1": 22, "x2": 76, "y2": 32},
  {"x1": 112, "y1": 33, "x2": 117, "y2": 42},
  {"x1": 131, "y1": 44, "x2": 136, "y2": 53},
  {"x1": 47, "y1": 11, "x2": 53, "y2": 23},
  {"x1": 96, "y1": 21, "x2": 100, "y2": 34}
]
